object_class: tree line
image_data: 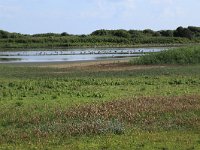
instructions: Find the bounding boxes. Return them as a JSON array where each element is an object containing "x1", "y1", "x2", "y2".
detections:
[{"x1": 0, "y1": 26, "x2": 200, "y2": 48}]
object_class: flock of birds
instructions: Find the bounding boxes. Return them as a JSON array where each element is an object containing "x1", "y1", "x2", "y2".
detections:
[{"x1": 0, "y1": 49, "x2": 157, "y2": 56}]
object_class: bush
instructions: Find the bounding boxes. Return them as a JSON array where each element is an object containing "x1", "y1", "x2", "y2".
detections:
[{"x1": 131, "y1": 46, "x2": 200, "y2": 65}]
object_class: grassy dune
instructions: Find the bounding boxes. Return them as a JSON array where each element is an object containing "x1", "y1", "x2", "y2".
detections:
[{"x1": 0, "y1": 58, "x2": 200, "y2": 149}]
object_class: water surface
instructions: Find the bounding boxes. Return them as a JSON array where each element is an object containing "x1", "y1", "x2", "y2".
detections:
[{"x1": 0, "y1": 47, "x2": 167, "y2": 63}]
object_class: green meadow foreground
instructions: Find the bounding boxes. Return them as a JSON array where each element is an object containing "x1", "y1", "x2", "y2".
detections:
[{"x1": 0, "y1": 47, "x2": 200, "y2": 150}]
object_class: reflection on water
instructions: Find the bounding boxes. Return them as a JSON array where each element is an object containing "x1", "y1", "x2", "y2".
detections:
[{"x1": 0, "y1": 47, "x2": 167, "y2": 63}]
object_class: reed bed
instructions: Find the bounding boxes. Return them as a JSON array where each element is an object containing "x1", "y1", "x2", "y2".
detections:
[{"x1": 131, "y1": 46, "x2": 200, "y2": 65}]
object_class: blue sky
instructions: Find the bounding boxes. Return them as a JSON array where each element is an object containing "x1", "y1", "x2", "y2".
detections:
[{"x1": 0, "y1": 0, "x2": 200, "y2": 34}]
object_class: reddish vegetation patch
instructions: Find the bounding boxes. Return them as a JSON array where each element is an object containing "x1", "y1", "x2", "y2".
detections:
[
  {"x1": 64, "y1": 95, "x2": 200, "y2": 122},
  {"x1": 1, "y1": 95, "x2": 200, "y2": 142},
  {"x1": 46, "y1": 95, "x2": 200, "y2": 135}
]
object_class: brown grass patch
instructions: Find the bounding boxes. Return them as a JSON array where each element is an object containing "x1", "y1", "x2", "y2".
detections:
[
  {"x1": 38, "y1": 59, "x2": 168, "y2": 74},
  {"x1": 1, "y1": 95, "x2": 200, "y2": 142},
  {"x1": 64, "y1": 95, "x2": 200, "y2": 122},
  {"x1": 50, "y1": 95, "x2": 200, "y2": 136}
]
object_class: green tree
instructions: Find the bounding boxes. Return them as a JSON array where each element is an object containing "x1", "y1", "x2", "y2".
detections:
[
  {"x1": 91, "y1": 29, "x2": 108, "y2": 36},
  {"x1": 153, "y1": 32, "x2": 161, "y2": 37},
  {"x1": 159, "y1": 30, "x2": 174, "y2": 37},
  {"x1": 188, "y1": 26, "x2": 200, "y2": 37},
  {"x1": 0, "y1": 30, "x2": 10, "y2": 38},
  {"x1": 174, "y1": 27, "x2": 194, "y2": 39},
  {"x1": 143, "y1": 29, "x2": 155, "y2": 36},
  {"x1": 111, "y1": 30, "x2": 131, "y2": 38},
  {"x1": 128, "y1": 30, "x2": 144, "y2": 38},
  {"x1": 61, "y1": 32, "x2": 69, "y2": 36}
]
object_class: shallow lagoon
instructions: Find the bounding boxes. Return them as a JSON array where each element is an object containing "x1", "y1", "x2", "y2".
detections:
[{"x1": 0, "y1": 47, "x2": 167, "y2": 63}]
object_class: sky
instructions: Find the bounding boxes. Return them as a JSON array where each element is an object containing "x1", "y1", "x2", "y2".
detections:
[{"x1": 0, "y1": 0, "x2": 200, "y2": 35}]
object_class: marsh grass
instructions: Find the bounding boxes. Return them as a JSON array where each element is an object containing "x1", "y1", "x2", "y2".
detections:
[
  {"x1": 0, "y1": 60, "x2": 200, "y2": 149},
  {"x1": 131, "y1": 46, "x2": 200, "y2": 65}
]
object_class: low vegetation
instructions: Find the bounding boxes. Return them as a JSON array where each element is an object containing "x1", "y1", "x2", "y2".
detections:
[
  {"x1": 131, "y1": 46, "x2": 200, "y2": 65},
  {"x1": 0, "y1": 57, "x2": 200, "y2": 149},
  {"x1": 0, "y1": 58, "x2": 21, "y2": 61}
]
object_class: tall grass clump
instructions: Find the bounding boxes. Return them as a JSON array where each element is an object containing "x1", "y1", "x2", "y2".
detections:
[{"x1": 131, "y1": 46, "x2": 200, "y2": 65}]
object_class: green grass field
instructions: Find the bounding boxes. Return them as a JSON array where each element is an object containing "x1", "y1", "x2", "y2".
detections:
[{"x1": 0, "y1": 47, "x2": 200, "y2": 149}]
